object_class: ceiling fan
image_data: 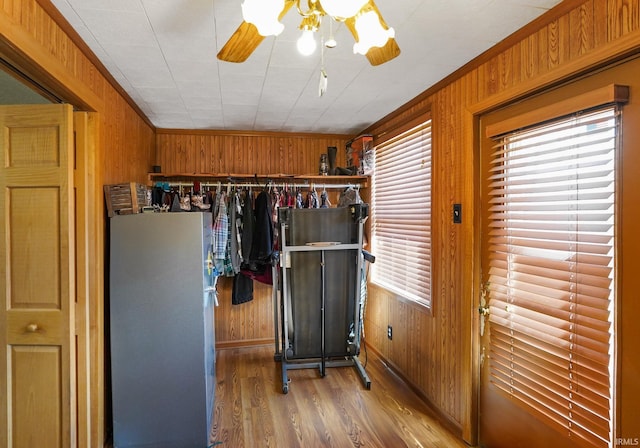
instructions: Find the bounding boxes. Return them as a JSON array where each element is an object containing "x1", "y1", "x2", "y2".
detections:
[{"x1": 217, "y1": 0, "x2": 401, "y2": 66}]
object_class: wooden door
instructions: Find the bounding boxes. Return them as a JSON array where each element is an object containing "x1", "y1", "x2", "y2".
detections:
[
  {"x1": 477, "y1": 83, "x2": 625, "y2": 448},
  {"x1": 0, "y1": 104, "x2": 76, "y2": 447},
  {"x1": 476, "y1": 57, "x2": 640, "y2": 448}
]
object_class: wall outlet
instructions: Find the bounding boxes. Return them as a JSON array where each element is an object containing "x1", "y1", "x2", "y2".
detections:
[{"x1": 387, "y1": 325, "x2": 393, "y2": 340}]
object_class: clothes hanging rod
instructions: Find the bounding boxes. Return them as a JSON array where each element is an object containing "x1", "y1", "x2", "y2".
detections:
[{"x1": 155, "y1": 181, "x2": 361, "y2": 190}]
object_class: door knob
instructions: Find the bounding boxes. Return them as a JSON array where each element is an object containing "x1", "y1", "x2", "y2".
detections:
[
  {"x1": 479, "y1": 282, "x2": 490, "y2": 336},
  {"x1": 26, "y1": 323, "x2": 39, "y2": 333}
]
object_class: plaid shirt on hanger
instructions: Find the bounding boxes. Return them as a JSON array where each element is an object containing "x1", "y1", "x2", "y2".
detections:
[{"x1": 213, "y1": 191, "x2": 228, "y2": 264}]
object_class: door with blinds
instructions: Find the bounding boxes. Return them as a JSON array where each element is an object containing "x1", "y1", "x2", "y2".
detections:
[{"x1": 478, "y1": 85, "x2": 626, "y2": 448}]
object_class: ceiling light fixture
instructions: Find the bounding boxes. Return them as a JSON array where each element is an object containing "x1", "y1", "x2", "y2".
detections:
[
  {"x1": 241, "y1": 0, "x2": 286, "y2": 36},
  {"x1": 352, "y1": 9, "x2": 395, "y2": 55},
  {"x1": 296, "y1": 14, "x2": 320, "y2": 55},
  {"x1": 220, "y1": 0, "x2": 400, "y2": 66},
  {"x1": 325, "y1": 19, "x2": 337, "y2": 48},
  {"x1": 297, "y1": 29, "x2": 318, "y2": 55},
  {"x1": 319, "y1": 0, "x2": 369, "y2": 20},
  {"x1": 297, "y1": 0, "x2": 394, "y2": 56}
]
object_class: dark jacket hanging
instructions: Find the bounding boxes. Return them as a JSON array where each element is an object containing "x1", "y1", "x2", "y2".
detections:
[
  {"x1": 249, "y1": 190, "x2": 273, "y2": 265},
  {"x1": 232, "y1": 273, "x2": 254, "y2": 304}
]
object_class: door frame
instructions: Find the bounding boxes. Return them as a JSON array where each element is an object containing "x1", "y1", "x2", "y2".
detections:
[
  {"x1": 0, "y1": 38, "x2": 105, "y2": 447},
  {"x1": 470, "y1": 52, "x2": 640, "y2": 446},
  {"x1": 74, "y1": 111, "x2": 104, "y2": 447}
]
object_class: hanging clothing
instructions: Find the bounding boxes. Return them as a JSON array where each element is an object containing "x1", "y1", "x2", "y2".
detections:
[
  {"x1": 296, "y1": 189, "x2": 304, "y2": 209},
  {"x1": 306, "y1": 190, "x2": 319, "y2": 208},
  {"x1": 241, "y1": 189, "x2": 254, "y2": 266},
  {"x1": 170, "y1": 193, "x2": 182, "y2": 212},
  {"x1": 249, "y1": 190, "x2": 273, "y2": 264},
  {"x1": 232, "y1": 273, "x2": 254, "y2": 305},
  {"x1": 243, "y1": 189, "x2": 274, "y2": 285},
  {"x1": 286, "y1": 188, "x2": 295, "y2": 208},
  {"x1": 205, "y1": 245, "x2": 220, "y2": 307},
  {"x1": 222, "y1": 212, "x2": 234, "y2": 277},
  {"x1": 151, "y1": 186, "x2": 163, "y2": 206},
  {"x1": 229, "y1": 191, "x2": 243, "y2": 274},
  {"x1": 338, "y1": 186, "x2": 362, "y2": 207},
  {"x1": 320, "y1": 191, "x2": 331, "y2": 208},
  {"x1": 271, "y1": 189, "x2": 282, "y2": 248},
  {"x1": 212, "y1": 191, "x2": 228, "y2": 272},
  {"x1": 240, "y1": 263, "x2": 272, "y2": 285}
]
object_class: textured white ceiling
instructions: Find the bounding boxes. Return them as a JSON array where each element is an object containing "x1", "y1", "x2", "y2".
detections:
[{"x1": 50, "y1": 0, "x2": 563, "y2": 134}]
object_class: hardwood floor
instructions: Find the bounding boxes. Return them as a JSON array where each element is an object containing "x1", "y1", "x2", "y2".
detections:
[{"x1": 210, "y1": 344, "x2": 468, "y2": 447}]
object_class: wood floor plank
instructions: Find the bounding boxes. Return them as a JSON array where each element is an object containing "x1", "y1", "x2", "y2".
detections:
[{"x1": 210, "y1": 346, "x2": 467, "y2": 447}]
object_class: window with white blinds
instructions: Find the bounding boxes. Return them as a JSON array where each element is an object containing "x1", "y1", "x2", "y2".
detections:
[
  {"x1": 371, "y1": 120, "x2": 431, "y2": 308},
  {"x1": 487, "y1": 106, "x2": 617, "y2": 448}
]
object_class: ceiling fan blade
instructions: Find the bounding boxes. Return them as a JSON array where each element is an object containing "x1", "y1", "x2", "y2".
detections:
[
  {"x1": 217, "y1": 0, "x2": 295, "y2": 63},
  {"x1": 345, "y1": 0, "x2": 401, "y2": 66},
  {"x1": 365, "y1": 38, "x2": 401, "y2": 66},
  {"x1": 217, "y1": 21, "x2": 265, "y2": 63}
]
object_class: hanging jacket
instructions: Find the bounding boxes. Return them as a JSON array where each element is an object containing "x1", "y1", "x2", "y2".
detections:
[
  {"x1": 249, "y1": 190, "x2": 273, "y2": 264},
  {"x1": 232, "y1": 272, "x2": 254, "y2": 305}
]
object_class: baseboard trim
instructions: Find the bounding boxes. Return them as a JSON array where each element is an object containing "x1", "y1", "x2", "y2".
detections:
[{"x1": 216, "y1": 338, "x2": 274, "y2": 350}]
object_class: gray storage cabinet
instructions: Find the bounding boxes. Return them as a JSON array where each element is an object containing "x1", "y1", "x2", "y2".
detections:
[{"x1": 109, "y1": 212, "x2": 215, "y2": 448}]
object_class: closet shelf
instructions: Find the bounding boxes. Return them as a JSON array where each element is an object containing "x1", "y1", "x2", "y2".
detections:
[{"x1": 148, "y1": 172, "x2": 369, "y2": 187}]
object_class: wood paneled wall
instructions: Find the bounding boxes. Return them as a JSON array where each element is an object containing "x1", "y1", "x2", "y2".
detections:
[
  {"x1": 214, "y1": 279, "x2": 275, "y2": 348},
  {"x1": 362, "y1": 0, "x2": 640, "y2": 443},
  {"x1": 156, "y1": 130, "x2": 351, "y2": 176},
  {"x1": 101, "y1": 94, "x2": 155, "y2": 184}
]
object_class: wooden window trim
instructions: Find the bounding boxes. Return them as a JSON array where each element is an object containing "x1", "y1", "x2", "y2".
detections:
[{"x1": 486, "y1": 84, "x2": 628, "y2": 139}]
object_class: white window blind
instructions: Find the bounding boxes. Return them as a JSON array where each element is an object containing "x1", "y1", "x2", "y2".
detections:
[
  {"x1": 371, "y1": 120, "x2": 431, "y2": 308},
  {"x1": 487, "y1": 106, "x2": 617, "y2": 448}
]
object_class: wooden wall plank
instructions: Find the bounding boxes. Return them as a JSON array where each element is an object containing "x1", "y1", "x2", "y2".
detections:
[
  {"x1": 609, "y1": 0, "x2": 640, "y2": 39},
  {"x1": 593, "y1": 0, "x2": 608, "y2": 54},
  {"x1": 547, "y1": 17, "x2": 562, "y2": 69},
  {"x1": 569, "y1": 1, "x2": 594, "y2": 57},
  {"x1": 536, "y1": 25, "x2": 550, "y2": 76}
]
